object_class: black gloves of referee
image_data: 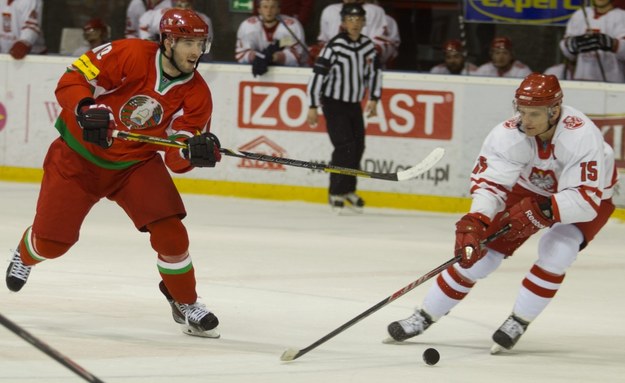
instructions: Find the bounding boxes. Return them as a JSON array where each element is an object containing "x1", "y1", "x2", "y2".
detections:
[
  {"x1": 182, "y1": 132, "x2": 222, "y2": 168},
  {"x1": 565, "y1": 33, "x2": 615, "y2": 54},
  {"x1": 252, "y1": 41, "x2": 281, "y2": 77},
  {"x1": 76, "y1": 98, "x2": 114, "y2": 149}
]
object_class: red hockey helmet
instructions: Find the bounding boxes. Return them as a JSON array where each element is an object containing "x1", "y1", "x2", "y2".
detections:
[
  {"x1": 159, "y1": 8, "x2": 209, "y2": 40},
  {"x1": 515, "y1": 73, "x2": 563, "y2": 107},
  {"x1": 491, "y1": 36, "x2": 512, "y2": 51},
  {"x1": 443, "y1": 39, "x2": 464, "y2": 53}
]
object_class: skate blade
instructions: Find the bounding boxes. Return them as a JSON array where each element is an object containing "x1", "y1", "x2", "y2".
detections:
[
  {"x1": 490, "y1": 343, "x2": 505, "y2": 355},
  {"x1": 180, "y1": 325, "x2": 220, "y2": 338},
  {"x1": 382, "y1": 336, "x2": 402, "y2": 344},
  {"x1": 345, "y1": 205, "x2": 364, "y2": 214}
]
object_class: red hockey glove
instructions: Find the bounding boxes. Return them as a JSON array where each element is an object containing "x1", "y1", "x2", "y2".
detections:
[
  {"x1": 9, "y1": 40, "x2": 31, "y2": 60},
  {"x1": 504, "y1": 197, "x2": 554, "y2": 241},
  {"x1": 182, "y1": 132, "x2": 222, "y2": 167},
  {"x1": 76, "y1": 99, "x2": 115, "y2": 149},
  {"x1": 455, "y1": 213, "x2": 489, "y2": 269}
]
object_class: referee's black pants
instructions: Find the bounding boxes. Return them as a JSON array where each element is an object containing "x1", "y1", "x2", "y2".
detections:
[{"x1": 322, "y1": 97, "x2": 365, "y2": 196}]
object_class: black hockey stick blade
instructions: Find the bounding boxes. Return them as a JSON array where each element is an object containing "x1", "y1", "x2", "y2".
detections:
[
  {"x1": 279, "y1": 224, "x2": 510, "y2": 362},
  {"x1": 112, "y1": 130, "x2": 445, "y2": 182},
  {"x1": 0, "y1": 313, "x2": 105, "y2": 382}
]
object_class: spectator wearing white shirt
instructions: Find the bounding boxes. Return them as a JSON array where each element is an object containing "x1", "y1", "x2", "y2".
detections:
[{"x1": 475, "y1": 37, "x2": 532, "y2": 78}]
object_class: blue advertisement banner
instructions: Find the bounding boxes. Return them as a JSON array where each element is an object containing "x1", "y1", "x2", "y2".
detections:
[{"x1": 465, "y1": 0, "x2": 584, "y2": 25}]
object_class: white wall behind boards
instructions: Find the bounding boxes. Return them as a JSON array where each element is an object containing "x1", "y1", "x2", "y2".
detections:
[{"x1": 0, "y1": 54, "x2": 622, "y2": 207}]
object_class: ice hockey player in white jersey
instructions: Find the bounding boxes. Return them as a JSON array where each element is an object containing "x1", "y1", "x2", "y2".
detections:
[
  {"x1": 0, "y1": 0, "x2": 46, "y2": 59},
  {"x1": 236, "y1": 0, "x2": 306, "y2": 76},
  {"x1": 386, "y1": 73, "x2": 618, "y2": 354},
  {"x1": 559, "y1": 0, "x2": 625, "y2": 82},
  {"x1": 475, "y1": 36, "x2": 532, "y2": 78},
  {"x1": 125, "y1": 0, "x2": 172, "y2": 39}
]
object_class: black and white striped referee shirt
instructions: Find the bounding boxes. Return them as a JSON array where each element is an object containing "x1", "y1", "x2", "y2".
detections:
[{"x1": 307, "y1": 32, "x2": 382, "y2": 108}]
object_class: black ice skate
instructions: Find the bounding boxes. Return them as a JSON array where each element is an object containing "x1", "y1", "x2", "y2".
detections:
[
  {"x1": 159, "y1": 281, "x2": 220, "y2": 338},
  {"x1": 6, "y1": 247, "x2": 32, "y2": 292},
  {"x1": 329, "y1": 194, "x2": 345, "y2": 212},
  {"x1": 490, "y1": 314, "x2": 530, "y2": 354},
  {"x1": 344, "y1": 192, "x2": 365, "y2": 212},
  {"x1": 385, "y1": 308, "x2": 434, "y2": 343}
]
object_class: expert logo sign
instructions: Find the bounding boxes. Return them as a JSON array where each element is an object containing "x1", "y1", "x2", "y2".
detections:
[{"x1": 238, "y1": 81, "x2": 453, "y2": 140}]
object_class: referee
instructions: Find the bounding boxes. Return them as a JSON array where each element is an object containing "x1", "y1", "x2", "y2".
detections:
[{"x1": 306, "y1": 2, "x2": 383, "y2": 212}]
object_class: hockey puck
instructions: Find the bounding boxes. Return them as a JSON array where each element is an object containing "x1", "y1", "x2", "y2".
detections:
[{"x1": 422, "y1": 348, "x2": 440, "y2": 365}]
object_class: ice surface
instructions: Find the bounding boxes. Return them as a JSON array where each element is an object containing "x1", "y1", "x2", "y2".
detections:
[{"x1": 1, "y1": 181, "x2": 623, "y2": 382}]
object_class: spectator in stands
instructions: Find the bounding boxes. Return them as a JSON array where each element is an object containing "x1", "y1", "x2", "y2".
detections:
[
  {"x1": 0, "y1": 0, "x2": 46, "y2": 59},
  {"x1": 253, "y1": 0, "x2": 314, "y2": 26},
  {"x1": 559, "y1": 0, "x2": 625, "y2": 82},
  {"x1": 430, "y1": 39, "x2": 477, "y2": 75},
  {"x1": 543, "y1": 57, "x2": 576, "y2": 80},
  {"x1": 125, "y1": 0, "x2": 172, "y2": 39},
  {"x1": 236, "y1": 0, "x2": 307, "y2": 77},
  {"x1": 475, "y1": 37, "x2": 532, "y2": 78},
  {"x1": 312, "y1": 0, "x2": 392, "y2": 68},
  {"x1": 366, "y1": 0, "x2": 400, "y2": 68},
  {"x1": 72, "y1": 18, "x2": 110, "y2": 57}
]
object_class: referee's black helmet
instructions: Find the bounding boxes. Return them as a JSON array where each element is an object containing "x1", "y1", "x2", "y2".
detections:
[{"x1": 340, "y1": 3, "x2": 366, "y2": 18}]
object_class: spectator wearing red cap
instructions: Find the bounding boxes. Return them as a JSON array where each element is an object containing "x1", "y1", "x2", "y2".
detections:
[
  {"x1": 72, "y1": 18, "x2": 110, "y2": 57},
  {"x1": 430, "y1": 39, "x2": 477, "y2": 75},
  {"x1": 475, "y1": 36, "x2": 532, "y2": 78},
  {"x1": 0, "y1": 0, "x2": 47, "y2": 59}
]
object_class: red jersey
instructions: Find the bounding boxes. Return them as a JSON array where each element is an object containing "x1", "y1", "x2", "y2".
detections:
[{"x1": 54, "y1": 39, "x2": 213, "y2": 173}]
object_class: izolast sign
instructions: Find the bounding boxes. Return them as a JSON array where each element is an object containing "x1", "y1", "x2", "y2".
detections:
[
  {"x1": 465, "y1": 0, "x2": 582, "y2": 25},
  {"x1": 237, "y1": 81, "x2": 453, "y2": 140}
]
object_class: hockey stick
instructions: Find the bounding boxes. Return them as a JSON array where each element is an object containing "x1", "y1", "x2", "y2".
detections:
[
  {"x1": 457, "y1": 0, "x2": 470, "y2": 75},
  {"x1": 279, "y1": 224, "x2": 510, "y2": 362},
  {"x1": 276, "y1": 15, "x2": 310, "y2": 58},
  {"x1": 0, "y1": 313, "x2": 105, "y2": 383},
  {"x1": 111, "y1": 130, "x2": 445, "y2": 182},
  {"x1": 579, "y1": 0, "x2": 607, "y2": 82}
]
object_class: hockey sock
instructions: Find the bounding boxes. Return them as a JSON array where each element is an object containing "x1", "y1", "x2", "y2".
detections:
[
  {"x1": 148, "y1": 216, "x2": 197, "y2": 304},
  {"x1": 157, "y1": 254, "x2": 198, "y2": 304},
  {"x1": 422, "y1": 265, "x2": 476, "y2": 320},
  {"x1": 19, "y1": 227, "x2": 72, "y2": 266},
  {"x1": 512, "y1": 264, "x2": 565, "y2": 321}
]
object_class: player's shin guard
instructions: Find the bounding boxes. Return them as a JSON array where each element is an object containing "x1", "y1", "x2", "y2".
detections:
[
  {"x1": 422, "y1": 265, "x2": 476, "y2": 319},
  {"x1": 157, "y1": 255, "x2": 198, "y2": 304}
]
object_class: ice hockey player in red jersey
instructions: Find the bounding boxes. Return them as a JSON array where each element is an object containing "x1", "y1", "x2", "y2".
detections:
[
  {"x1": 386, "y1": 73, "x2": 618, "y2": 353},
  {"x1": 5, "y1": 9, "x2": 222, "y2": 338}
]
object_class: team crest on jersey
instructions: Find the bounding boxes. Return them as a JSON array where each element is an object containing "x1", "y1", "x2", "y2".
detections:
[
  {"x1": 562, "y1": 116, "x2": 584, "y2": 130},
  {"x1": 528, "y1": 167, "x2": 557, "y2": 193},
  {"x1": 120, "y1": 96, "x2": 163, "y2": 130},
  {"x1": 503, "y1": 117, "x2": 520, "y2": 129}
]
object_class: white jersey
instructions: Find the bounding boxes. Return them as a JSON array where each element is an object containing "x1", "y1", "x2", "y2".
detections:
[
  {"x1": 125, "y1": 0, "x2": 172, "y2": 38},
  {"x1": 474, "y1": 61, "x2": 532, "y2": 78},
  {"x1": 317, "y1": 3, "x2": 389, "y2": 61},
  {"x1": 469, "y1": 105, "x2": 617, "y2": 225},
  {"x1": 138, "y1": 8, "x2": 213, "y2": 42},
  {"x1": 376, "y1": 14, "x2": 400, "y2": 66},
  {"x1": 559, "y1": 7, "x2": 625, "y2": 82},
  {"x1": 430, "y1": 62, "x2": 478, "y2": 75},
  {"x1": 0, "y1": 0, "x2": 45, "y2": 54},
  {"x1": 543, "y1": 63, "x2": 576, "y2": 80},
  {"x1": 235, "y1": 15, "x2": 306, "y2": 66}
]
